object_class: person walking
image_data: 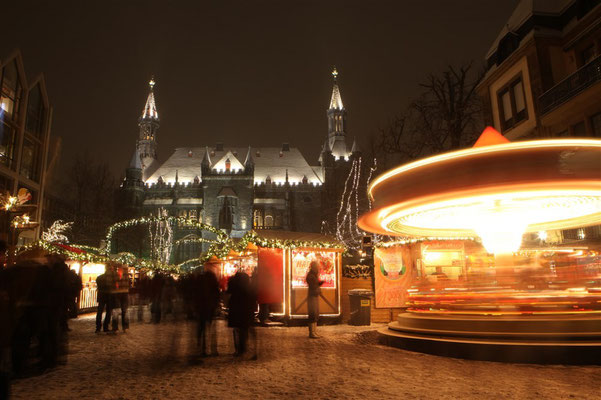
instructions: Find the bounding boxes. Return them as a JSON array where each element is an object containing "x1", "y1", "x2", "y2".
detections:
[
  {"x1": 306, "y1": 261, "x2": 324, "y2": 339},
  {"x1": 200, "y1": 269, "x2": 220, "y2": 356},
  {"x1": 95, "y1": 269, "x2": 112, "y2": 333},
  {"x1": 227, "y1": 269, "x2": 253, "y2": 356},
  {"x1": 110, "y1": 266, "x2": 130, "y2": 332}
]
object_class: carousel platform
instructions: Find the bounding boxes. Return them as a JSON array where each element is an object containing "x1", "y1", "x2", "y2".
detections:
[{"x1": 378, "y1": 312, "x2": 601, "y2": 364}]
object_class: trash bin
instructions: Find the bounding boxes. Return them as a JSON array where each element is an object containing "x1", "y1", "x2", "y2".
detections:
[{"x1": 348, "y1": 289, "x2": 373, "y2": 326}]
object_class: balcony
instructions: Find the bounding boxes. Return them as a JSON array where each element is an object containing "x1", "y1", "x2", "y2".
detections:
[{"x1": 539, "y1": 55, "x2": 601, "y2": 115}]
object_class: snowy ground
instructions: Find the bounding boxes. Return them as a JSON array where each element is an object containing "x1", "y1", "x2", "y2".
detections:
[{"x1": 10, "y1": 312, "x2": 601, "y2": 400}]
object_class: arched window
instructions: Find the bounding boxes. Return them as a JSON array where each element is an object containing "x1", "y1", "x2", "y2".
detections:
[
  {"x1": 26, "y1": 84, "x2": 45, "y2": 137},
  {"x1": 253, "y1": 209, "x2": 263, "y2": 228},
  {"x1": 264, "y1": 210, "x2": 274, "y2": 227}
]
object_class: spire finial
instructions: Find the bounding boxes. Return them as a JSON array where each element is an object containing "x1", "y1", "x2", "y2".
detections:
[
  {"x1": 332, "y1": 67, "x2": 338, "y2": 80},
  {"x1": 149, "y1": 76, "x2": 155, "y2": 90}
]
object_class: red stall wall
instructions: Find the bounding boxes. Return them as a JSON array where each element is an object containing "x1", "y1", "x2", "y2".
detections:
[{"x1": 257, "y1": 247, "x2": 284, "y2": 304}]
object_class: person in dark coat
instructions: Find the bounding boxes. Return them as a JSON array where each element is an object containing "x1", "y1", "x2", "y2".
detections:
[
  {"x1": 199, "y1": 270, "x2": 220, "y2": 356},
  {"x1": 150, "y1": 273, "x2": 165, "y2": 323},
  {"x1": 65, "y1": 268, "x2": 82, "y2": 328},
  {"x1": 306, "y1": 261, "x2": 324, "y2": 339},
  {"x1": 110, "y1": 267, "x2": 130, "y2": 332},
  {"x1": 95, "y1": 269, "x2": 112, "y2": 333},
  {"x1": 227, "y1": 270, "x2": 254, "y2": 356}
]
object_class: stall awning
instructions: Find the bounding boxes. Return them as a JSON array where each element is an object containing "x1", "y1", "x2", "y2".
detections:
[{"x1": 252, "y1": 230, "x2": 343, "y2": 250}]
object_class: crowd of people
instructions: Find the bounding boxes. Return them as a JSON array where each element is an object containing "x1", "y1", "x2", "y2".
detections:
[
  {"x1": 94, "y1": 266, "x2": 261, "y2": 362},
  {"x1": 0, "y1": 250, "x2": 81, "y2": 398},
  {"x1": 0, "y1": 250, "x2": 326, "y2": 398}
]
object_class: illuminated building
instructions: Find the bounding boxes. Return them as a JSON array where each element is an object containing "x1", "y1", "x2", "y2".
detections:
[
  {"x1": 477, "y1": 0, "x2": 601, "y2": 140},
  {"x1": 118, "y1": 70, "x2": 359, "y2": 262},
  {"x1": 0, "y1": 50, "x2": 52, "y2": 245}
]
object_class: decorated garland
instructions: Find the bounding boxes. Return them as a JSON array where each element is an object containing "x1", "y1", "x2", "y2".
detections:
[
  {"x1": 342, "y1": 264, "x2": 373, "y2": 279},
  {"x1": 376, "y1": 236, "x2": 479, "y2": 248},
  {"x1": 105, "y1": 215, "x2": 228, "y2": 254}
]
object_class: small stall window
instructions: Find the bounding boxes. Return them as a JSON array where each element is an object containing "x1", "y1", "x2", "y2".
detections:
[{"x1": 291, "y1": 250, "x2": 336, "y2": 288}]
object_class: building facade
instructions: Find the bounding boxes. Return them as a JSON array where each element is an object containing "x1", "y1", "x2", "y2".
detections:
[
  {"x1": 117, "y1": 70, "x2": 357, "y2": 262},
  {"x1": 476, "y1": 0, "x2": 601, "y2": 140},
  {"x1": 476, "y1": 0, "x2": 601, "y2": 245},
  {"x1": 0, "y1": 51, "x2": 52, "y2": 245}
]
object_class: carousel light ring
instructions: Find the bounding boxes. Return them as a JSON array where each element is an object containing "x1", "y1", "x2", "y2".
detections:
[{"x1": 360, "y1": 138, "x2": 601, "y2": 254}]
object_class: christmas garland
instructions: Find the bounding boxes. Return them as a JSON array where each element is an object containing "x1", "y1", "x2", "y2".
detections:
[
  {"x1": 342, "y1": 264, "x2": 373, "y2": 279},
  {"x1": 105, "y1": 216, "x2": 228, "y2": 254},
  {"x1": 376, "y1": 236, "x2": 479, "y2": 248}
]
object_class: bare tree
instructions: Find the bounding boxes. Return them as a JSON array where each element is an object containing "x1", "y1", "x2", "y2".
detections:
[
  {"x1": 411, "y1": 62, "x2": 483, "y2": 152},
  {"x1": 66, "y1": 152, "x2": 117, "y2": 245},
  {"x1": 371, "y1": 62, "x2": 484, "y2": 167}
]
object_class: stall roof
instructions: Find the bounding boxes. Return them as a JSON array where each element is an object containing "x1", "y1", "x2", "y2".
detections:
[{"x1": 252, "y1": 230, "x2": 342, "y2": 246}]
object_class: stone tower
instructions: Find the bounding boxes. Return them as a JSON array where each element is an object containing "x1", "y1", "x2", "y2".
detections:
[
  {"x1": 326, "y1": 67, "x2": 349, "y2": 160},
  {"x1": 137, "y1": 78, "x2": 159, "y2": 179}
]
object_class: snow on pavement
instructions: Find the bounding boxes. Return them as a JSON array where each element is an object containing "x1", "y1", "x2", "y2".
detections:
[{"x1": 10, "y1": 314, "x2": 601, "y2": 400}]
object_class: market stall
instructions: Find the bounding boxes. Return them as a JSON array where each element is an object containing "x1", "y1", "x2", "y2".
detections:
[{"x1": 211, "y1": 231, "x2": 344, "y2": 320}]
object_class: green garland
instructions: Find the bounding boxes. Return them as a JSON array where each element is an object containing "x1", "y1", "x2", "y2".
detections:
[
  {"x1": 342, "y1": 264, "x2": 373, "y2": 279},
  {"x1": 376, "y1": 236, "x2": 479, "y2": 248},
  {"x1": 16, "y1": 223, "x2": 346, "y2": 277},
  {"x1": 105, "y1": 216, "x2": 228, "y2": 254}
]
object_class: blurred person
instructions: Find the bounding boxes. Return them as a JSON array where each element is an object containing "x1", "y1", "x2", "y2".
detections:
[
  {"x1": 306, "y1": 261, "x2": 324, "y2": 339},
  {"x1": 227, "y1": 269, "x2": 254, "y2": 357},
  {"x1": 95, "y1": 268, "x2": 112, "y2": 333},
  {"x1": 137, "y1": 274, "x2": 152, "y2": 322},
  {"x1": 7, "y1": 254, "x2": 51, "y2": 374},
  {"x1": 46, "y1": 255, "x2": 71, "y2": 365},
  {"x1": 150, "y1": 273, "x2": 165, "y2": 323},
  {"x1": 111, "y1": 267, "x2": 130, "y2": 332},
  {"x1": 65, "y1": 267, "x2": 82, "y2": 329},
  {"x1": 199, "y1": 269, "x2": 220, "y2": 357},
  {"x1": 0, "y1": 255, "x2": 11, "y2": 397}
]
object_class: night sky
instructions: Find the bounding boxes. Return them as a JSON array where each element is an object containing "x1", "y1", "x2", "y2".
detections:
[{"x1": 1, "y1": 0, "x2": 519, "y2": 179}]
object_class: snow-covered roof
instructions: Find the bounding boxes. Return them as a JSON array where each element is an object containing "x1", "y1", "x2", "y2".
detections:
[
  {"x1": 485, "y1": 0, "x2": 574, "y2": 59},
  {"x1": 146, "y1": 146, "x2": 323, "y2": 186}
]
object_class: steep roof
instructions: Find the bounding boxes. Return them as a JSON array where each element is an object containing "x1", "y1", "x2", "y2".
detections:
[
  {"x1": 485, "y1": 0, "x2": 574, "y2": 59},
  {"x1": 128, "y1": 150, "x2": 141, "y2": 169},
  {"x1": 146, "y1": 146, "x2": 323, "y2": 185}
]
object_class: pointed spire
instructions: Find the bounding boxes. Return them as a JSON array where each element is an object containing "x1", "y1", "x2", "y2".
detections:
[
  {"x1": 244, "y1": 146, "x2": 254, "y2": 166},
  {"x1": 175, "y1": 169, "x2": 179, "y2": 183},
  {"x1": 329, "y1": 67, "x2": 344, "y2": 110},
  {"x1": 141, "y1": 77, "x2": 159, "y2": 120},
  {"x1": 129, "y1": 150, "x2": 141, "y2": 169},
  {"x1": 202, "y1": 146, "x2": 212, "y2": 167},
  {"x1": 285, "y1": 169, "x2": 289, "y2": 183},
  {"x1": 351, "y1": 137, "x2": 358, "y2": 153}
]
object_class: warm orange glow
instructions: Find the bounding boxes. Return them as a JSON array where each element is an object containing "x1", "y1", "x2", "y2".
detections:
[
  {"x1": 361, "y1": 138, "x2": 601, "y2": 254},
  {"x1": 472, "y1": 126, "x2": 510, "y2": 148}
]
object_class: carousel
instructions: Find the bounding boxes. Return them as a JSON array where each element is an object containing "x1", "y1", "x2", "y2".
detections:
[{"x1": 359, "y1": 127, "x2": 601, "y2": 363}]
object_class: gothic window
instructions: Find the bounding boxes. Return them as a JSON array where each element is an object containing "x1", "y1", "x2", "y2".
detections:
[
  {"x1": 20, "y1": 138, "x2": 40, "y2": 182},
  {"x1": 264, "y1": 210, "x2": 274, "y2": 227},
  {"x1": 26, "y1": 85, "x2": 45, "y2": 138},
  {"x1": 253, "y1": 209, "x2": 263, "y2": 228},
  {"x1": 0, "y1": 61, "x2": 21, "y2": 169},
  {"x1": 0, "y1": 60, "x2": 21, "y2": 121},
  {"x1": 218, "y1": 197, "x2": 234, "y2": 230},
  {"x1": 189, "y1": 209, "x2": 197, "y2": 222},
  {"x1": 274, "y1": 211, "x2": 282, "y2": 228}
]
